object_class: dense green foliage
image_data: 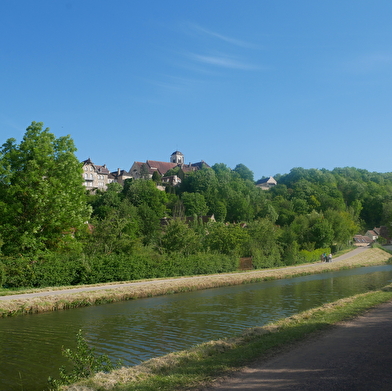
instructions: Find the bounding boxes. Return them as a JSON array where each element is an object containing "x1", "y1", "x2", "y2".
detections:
[
  {"x1": 0, "y1": 122, "x2": 90, "y2": 255},
  {"x1": 1, "y1": 123, "x2": 391, "y2": 288}
]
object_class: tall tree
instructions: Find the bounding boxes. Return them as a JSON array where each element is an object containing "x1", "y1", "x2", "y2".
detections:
[
  {"x1": 0, "y1": 122, "x2": 91, "y2": 254},
  {"x1": 181, "y1": 192, "x2": 209, "y2": 217},
  {"x1": 233, "y1": 163, "x2": 254, "y2": 182}
]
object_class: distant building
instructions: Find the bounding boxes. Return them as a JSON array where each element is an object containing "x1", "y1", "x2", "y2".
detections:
[
  {"x1": 170, "y1": 150, "x2": 184, "y2": 164},
  {"x1": 365, "y1": 228, "x2": 380, "y2": 241},
  {"x1": 364, "y1": 226, "x2": 392, "y2": 244},
  {"x1": 161, "y1": 175, "x2": 182, "y2": 186},
  {"x1": 82, "y1": 151, "x2": 209, "y2": 191},
  {"x1": 110, "y1": 168, "x2": 132, "y2": 185},
  {"x1": 82, "y1": 158, "x2": 113, "y2": 191},
  {"x1": 256, "y1": 176, "x2": 277, "y2": 190},
  {"x1": 353, "y1": 235, "x2": 373, "y2": 246},
  {"x1": 129, "y1": 151, "x2": 209, "y2": 182}
]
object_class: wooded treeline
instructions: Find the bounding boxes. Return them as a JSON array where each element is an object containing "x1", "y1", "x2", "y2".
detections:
[{"x1": 1, "y1": 123, "x2": 391, "y2": 288}]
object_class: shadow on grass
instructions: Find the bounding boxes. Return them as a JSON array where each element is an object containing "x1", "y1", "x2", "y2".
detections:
[{"x1": 112, "y1": 321, "x2": 332, "y2": 391}]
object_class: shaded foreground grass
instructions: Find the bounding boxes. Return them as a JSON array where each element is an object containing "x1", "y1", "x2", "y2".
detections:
[
  {"x1": 1, "y1": 247, "x2": 391, "y2": 318},
  {"x1": 60, "y1": 282, "x2": 392, "y2": 391}
]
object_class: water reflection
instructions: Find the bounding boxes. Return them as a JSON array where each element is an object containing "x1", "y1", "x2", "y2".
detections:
[{"x1": 1, "y1": 265, "x2": 392, "y2": 390}]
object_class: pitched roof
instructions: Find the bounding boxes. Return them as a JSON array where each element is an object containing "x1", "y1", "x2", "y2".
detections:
[
  {"x1": 82, "y1": 159, "x2": 110, "y2": 175},
  {"x1": 353, "y1": 235, "x2": 373, "y2": 243},
  {"x1": 190, "y1": 160, "x2": 210, "y2": 169},
  {"x1": 256, "y1": 176, "x2": 276, "y2": 185},
  {"x1": 147, "y1": 160, "x2": 178, "y2": 176},
  {"x1": 110, "y1": 169, "x2": 131, "y2": 179},
  {"x1": 95, "y1": 164, "x2": 110, "y2": 175}
]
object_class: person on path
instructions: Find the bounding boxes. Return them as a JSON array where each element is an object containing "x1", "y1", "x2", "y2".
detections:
[{"x1": 328, "y1": 253, "x2": 332, "y2": 262}]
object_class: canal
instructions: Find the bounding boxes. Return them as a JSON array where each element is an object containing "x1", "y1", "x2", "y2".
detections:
[{"x1": 1, "y1": 264, "x2": 392, "y2": 390}]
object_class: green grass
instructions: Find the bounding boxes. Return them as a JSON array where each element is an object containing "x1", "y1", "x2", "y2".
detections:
[{"x1": 63, "y1": 284, "x2": 392, "y2": 391}]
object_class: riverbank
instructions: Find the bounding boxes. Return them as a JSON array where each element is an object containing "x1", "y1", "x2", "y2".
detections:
[
  {"x1": 60, "y1": 266, "x2": 392, "y2": 390},
  {"x1": 0, "y1": 247, "x2": 391, "y2": 318}
]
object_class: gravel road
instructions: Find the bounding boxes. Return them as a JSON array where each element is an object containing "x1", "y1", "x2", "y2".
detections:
[{"x1": 203, "y1": 300, "x2": 392, "y2": 391}]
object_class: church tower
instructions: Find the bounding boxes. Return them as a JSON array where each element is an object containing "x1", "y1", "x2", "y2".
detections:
[{"x1": 170, "y1": 151, "x2": 184, "y2": 164}]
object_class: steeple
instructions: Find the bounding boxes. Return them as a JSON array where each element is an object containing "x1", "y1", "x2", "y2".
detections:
[{"x1": 170, "y1": 150, "x2": 184, "y2": 164}]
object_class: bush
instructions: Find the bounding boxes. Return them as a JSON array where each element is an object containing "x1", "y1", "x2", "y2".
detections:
[
  {"x1": 1, "y1": 249, "x2": 239, "y2": 289},
  {"x1": 48, "y1": 329, "x2": 121, "y2": 389},
  {"x1": 0, "y1": 261, "x2": 5, "y2": 287},
  {"x1": 299, "y1": 247, "x2": 331, "y2": 263},
  {"x1": 252, "y1": 248, "x2": 283, "y2": 269}
]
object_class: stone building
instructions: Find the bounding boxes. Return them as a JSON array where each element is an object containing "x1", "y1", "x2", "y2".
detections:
[{"x1": 81, "y1": 158, "x2": 113, "y2": 191}]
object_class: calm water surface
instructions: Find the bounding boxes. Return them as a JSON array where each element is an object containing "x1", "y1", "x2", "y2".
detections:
[{"x1": 1, "y1": 265, "x2": 392, "y2": 390}]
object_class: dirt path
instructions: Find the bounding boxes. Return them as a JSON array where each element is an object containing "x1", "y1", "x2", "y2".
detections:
[
  {"x1": 203, "y1": 299, "x2": 392, "y2": 391},
  {"x1": 0, "y1": 247, "x2": 370, "y2": 302}
]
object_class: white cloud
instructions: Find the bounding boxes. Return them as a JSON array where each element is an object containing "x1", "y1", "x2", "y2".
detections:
[
  {"x1": 187, "y1": 23, "x2": 259, "y2": 49},
  {"x1": 190, "y1": 53, "x2": 258, "y2": 70}
]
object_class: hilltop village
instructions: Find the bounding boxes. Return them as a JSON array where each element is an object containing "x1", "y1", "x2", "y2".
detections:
[
  {"x1": 82, "y1": 150, "x2": 277, "y2": 191},
  {"x1": 81, "y1": 152, "x2": 392, "y2": 247}
]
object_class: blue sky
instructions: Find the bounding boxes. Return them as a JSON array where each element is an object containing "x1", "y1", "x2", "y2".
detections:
[{"x1": 1, "y1": 1, "x2": 392, "y2": 181}]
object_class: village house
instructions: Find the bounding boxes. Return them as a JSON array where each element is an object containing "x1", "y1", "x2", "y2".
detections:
[
  {"x1": 353, "y1": 235, "x2": 373, "y2": 247},
  {"x1": 129, "y1": 151, "x2": 209, "y2": 183},
  {"x1": 354, "y1": 226, "x2": 392, "y2": 246},
  {"x1": 110, "y1": 168, "x2": 132, "y2": 185},
  {"x1": 255, "y1": 176, "x2": 277, "y2": 190},
  {"x1": 365, "y1": 228, "x2": 381, "y2": 241},
  {"x1": 82, "y1": 151, "x2": 209, "y2": 191},
  {"x1": 82, "y1": 158, "x2": 113, "y2": 191}
]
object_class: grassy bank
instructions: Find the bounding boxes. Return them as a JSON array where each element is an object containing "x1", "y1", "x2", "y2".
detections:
[
  {"x1": 1, "y1": 247, "x2": 391, "y2": 318},
  {"x1": 60, "y1": 281, "x2": 392, "y2": 390}
]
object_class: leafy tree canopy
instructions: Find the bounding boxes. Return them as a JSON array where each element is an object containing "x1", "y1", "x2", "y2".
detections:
[
  {"x1": 233, "y1": 163, "x2": 254, "y2": 182},
  {"x1": 0, "y1": 122, "x2": 91, "y2": 255}
]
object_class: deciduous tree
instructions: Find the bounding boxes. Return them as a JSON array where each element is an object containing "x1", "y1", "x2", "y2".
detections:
[{"x1": 0, "y1": 122, "x2": 91, "y2": 255}]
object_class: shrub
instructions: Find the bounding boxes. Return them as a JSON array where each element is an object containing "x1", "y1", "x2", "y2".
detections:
[{"x1": 0, "y1": 261, "x2": 5, "y2": 287}]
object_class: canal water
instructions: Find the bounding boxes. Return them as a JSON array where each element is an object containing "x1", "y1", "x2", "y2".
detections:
[{"x1": 1, "y1": 264, "x2": 392, "y2": 391}]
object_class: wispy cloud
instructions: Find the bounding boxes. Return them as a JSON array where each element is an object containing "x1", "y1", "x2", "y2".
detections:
[
  {"x1": 189, "y1": 53, "x2": 258, "y2": 70},
  {"x1": 146, "y1": 75, "x2": 206, "y2": 94},
  {"x1": 187, "y1": 23, "x2": 259, "y2": 49}
]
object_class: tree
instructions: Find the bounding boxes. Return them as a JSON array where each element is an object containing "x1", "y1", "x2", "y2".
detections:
[
  {"x1": 123, "y1": 179, "x2": 168, "y2": 217},
  {"x1": 181, "y1": 192, "x2": 209, "y2": 217},
  {"x1": 0, "y1": 122, "x2": 91, "y2": 255},
  {"x1": 205, "y1": 223, "x2": 249, "y2": 256},
  {"x1": 152, "y1": 171, "x2": 162, "y2": 184},
  {"x1": 246, "y1": 218, "x2": 281, "y2": 267},
  {"x1": 89, "y1": 182, "x2": 123, "y2": 220},
  {"x1": 87, "y1": 199, "x2": 140, "y2": 255},
  {"x1": 158, "y1": 219, "x2": 200, "y2": 255},
  {"x1": 324, "y1": 209, "x2": 358, "y2": 250},
  {"x1": 233, "y1": 163, "x2": 254, "y2": 182}
]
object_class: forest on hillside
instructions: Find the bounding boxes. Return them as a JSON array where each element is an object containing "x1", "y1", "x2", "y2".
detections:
[{"x1": 1, "y1": 123, "x2": 392, "y2": 288}]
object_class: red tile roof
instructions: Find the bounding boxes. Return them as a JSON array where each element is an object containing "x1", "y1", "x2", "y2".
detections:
[{"x1": 146, "y1": 160, "x2": 178, "y2": 176}]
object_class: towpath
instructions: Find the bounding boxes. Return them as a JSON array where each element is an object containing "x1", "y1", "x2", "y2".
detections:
[
  {"x1": 203, "y1": 299, "x2": 392, "y2": 391},
  {"x1": 0, "y1": 247, "x2": 370, "y2": 302}
]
